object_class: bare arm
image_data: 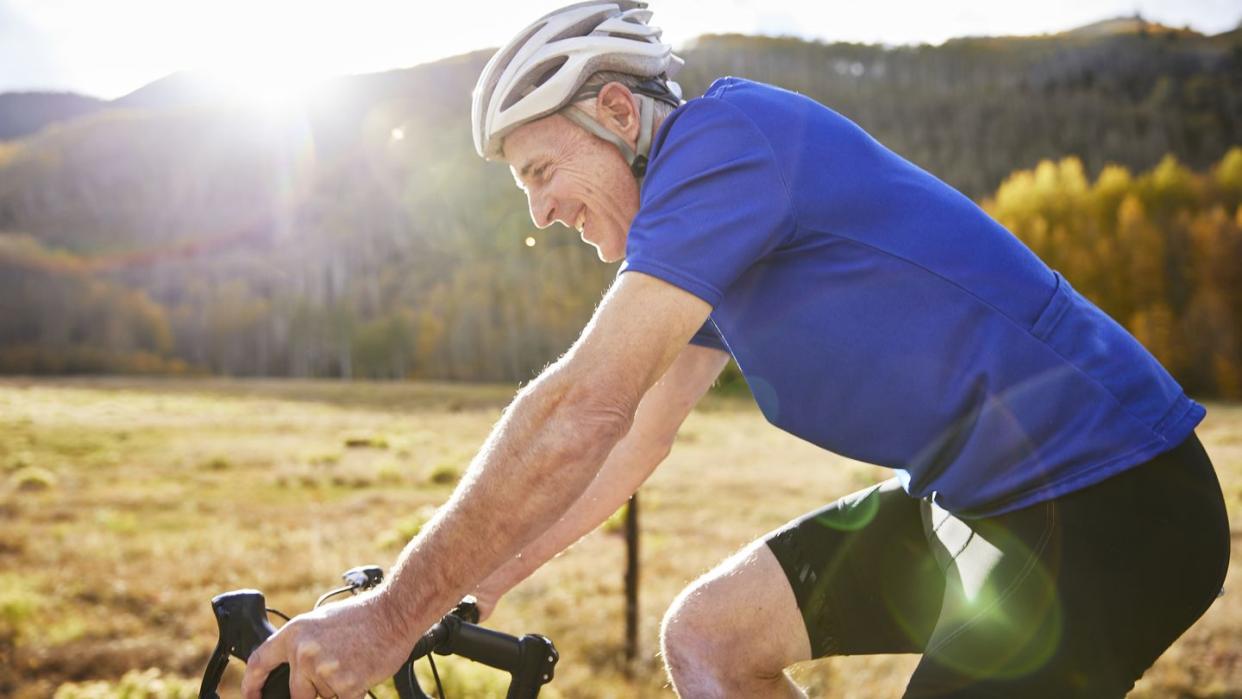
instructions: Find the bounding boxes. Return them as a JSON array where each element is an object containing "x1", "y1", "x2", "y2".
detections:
[
  {"x1": 380, "y1": 272, "x2": 713, "y2": 636},
  {"x1": 474, "y1": 343, "x2": 729, "y2": 611},
  {"x1": 242, "y1": 271, "x2": 714, "y2": 698}
]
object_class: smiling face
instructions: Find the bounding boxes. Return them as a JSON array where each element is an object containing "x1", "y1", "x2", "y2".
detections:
[{"x1": 502, "y1": 84, "x2": 644, "y2": 263}]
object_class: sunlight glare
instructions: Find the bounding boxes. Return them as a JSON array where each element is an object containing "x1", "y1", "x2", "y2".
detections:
[
  {"x1": 179, "y1": 0, "x2": 349, "y2": 114},
  {"x1": 202, "y1": 66, "x2": 322, "y2": 114},
  {"x1": 5, "y1": 0, "x2": 1242, "y2": 100}
]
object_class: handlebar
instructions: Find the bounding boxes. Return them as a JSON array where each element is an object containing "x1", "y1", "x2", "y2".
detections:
[
  {"x1": 197, "y1": 567, "x2": 558, "y2": 699},
  {"x1": 398, "y1": 613, "x2": 558, "y2": 699}
]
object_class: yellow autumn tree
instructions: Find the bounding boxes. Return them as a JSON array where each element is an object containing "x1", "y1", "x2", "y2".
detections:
[{"x1": 984, "y1": 147, "x2": 1242, "y2": 398}]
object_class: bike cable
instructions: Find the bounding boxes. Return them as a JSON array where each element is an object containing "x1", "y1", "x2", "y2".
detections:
[{"x1": 428, "y1": 653, "x2": 445, "y2": 698}]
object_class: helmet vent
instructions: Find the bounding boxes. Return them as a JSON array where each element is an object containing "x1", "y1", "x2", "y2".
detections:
[
  {"x1": 533, "y1": 57, "x2": 570, "y2": 89},
  {"x1": 484, "y1": 21, "x2": 547, "y2": 94},
  {"x1": 550, "y1": 14, "x2": 609, "y2": 43},
  {"x1": 500, "y1": 56, "x2": 571, "y2": 112}
]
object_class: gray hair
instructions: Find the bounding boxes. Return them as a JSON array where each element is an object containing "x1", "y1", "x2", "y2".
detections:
[{"x1": 571, "y1": 70, "x2": 679, "y2": 124}]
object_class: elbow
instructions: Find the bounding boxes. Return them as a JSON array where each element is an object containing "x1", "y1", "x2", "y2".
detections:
[
  {"x1": 570, "y1": 396, "x2": 636, "y2": 448},
  {"x1": 526, "y1": 363, "x2": 641, "y2": 466},
  {"x1": 557, "y1": 383, "x2": 637, "y2": 455},
  {"x1": 650, "y1": 434, "x2": 676, "y2": 463}
]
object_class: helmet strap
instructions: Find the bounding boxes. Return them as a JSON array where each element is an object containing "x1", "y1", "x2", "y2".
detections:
[{"x1": 560, "y1": 95, "x2": 657, "y2": 179}]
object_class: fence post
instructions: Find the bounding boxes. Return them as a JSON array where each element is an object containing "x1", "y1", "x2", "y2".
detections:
[{"x1": 624, "y1": 491, "x2": 640, "y2": 668}]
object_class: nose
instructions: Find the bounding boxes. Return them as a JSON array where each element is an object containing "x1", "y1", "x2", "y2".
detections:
[{"x1": 528, "y1": 188, "x2": 558, "y2": 230}]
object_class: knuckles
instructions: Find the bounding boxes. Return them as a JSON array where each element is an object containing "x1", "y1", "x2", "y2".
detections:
[
  {"x1": 294, "y1": 638, "x2": 322, "y2": 665},
  {"x1": 245, "y1": 603, "x2": 390, "y2": 697}
]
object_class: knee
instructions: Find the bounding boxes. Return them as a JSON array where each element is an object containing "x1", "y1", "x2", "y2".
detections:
[
  {"x1": 660, "y1": 562, "x2": 792, "y2": 684},
  {"x1": 660, "y1": 579, "x2": 717, "y2": 676}
]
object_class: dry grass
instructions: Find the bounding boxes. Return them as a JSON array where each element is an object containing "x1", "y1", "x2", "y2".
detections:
[{"x1": 0, "y1": 377, "x2": 1238, "y2": 698}]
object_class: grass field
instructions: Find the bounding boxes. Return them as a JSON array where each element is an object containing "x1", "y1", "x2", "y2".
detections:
[{"x1": 1, "y1": 377, "x2": 1239, "y2": 698}]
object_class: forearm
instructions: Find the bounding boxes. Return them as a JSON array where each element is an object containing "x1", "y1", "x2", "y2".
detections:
[
  {"x1": 372, "y1": 274, "x2": 715, "y2": 643},
  {"x1": 478, "y1": 345, "x2": 728, "y2": 599},
  {"x1": 479, "y1": 429, "x2": 669, "y2": 596},
  {"x1": 379, "y1": 371, "x2": 631, "y2": 641}
]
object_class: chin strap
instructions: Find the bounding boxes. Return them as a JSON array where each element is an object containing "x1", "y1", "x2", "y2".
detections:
[{"x1": 560, "y1": 94, "x2": 657, "y2": 179}]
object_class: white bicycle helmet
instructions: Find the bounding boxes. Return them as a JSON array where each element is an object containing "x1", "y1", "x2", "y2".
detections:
[{"x1": 471, "y1": 1, "x2": 684, "y2": 177}]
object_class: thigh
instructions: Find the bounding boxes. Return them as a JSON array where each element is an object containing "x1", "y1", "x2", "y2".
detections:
[
  {"x1": 905, "y1": 496, "x2": 1064, "y2": 698},
  {"x1": 763, "y1": 478, "x2": 945, "y2": 658},
  {"x1": 906, "y1": 434, "x2": 1231, "y2": 698}
]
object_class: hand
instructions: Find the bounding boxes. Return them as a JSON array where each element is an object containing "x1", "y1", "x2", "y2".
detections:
[
  {"x1": 472, "y1": 575, "x2": 512, "y2": 624},
  {"x1": 242, "y1": 592, "x2": 413, "y2": 699},
  {"x1": 472, "y1": 587, "x2": 500, "y2": 624}
]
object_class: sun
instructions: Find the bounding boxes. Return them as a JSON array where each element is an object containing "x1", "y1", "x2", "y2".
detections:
[
  {"x1": 186, "y1": 2, "x2": 347, "y2": 115},
  {"x1": 201, "y1": 61, "x2": 324, "y2": 114}
]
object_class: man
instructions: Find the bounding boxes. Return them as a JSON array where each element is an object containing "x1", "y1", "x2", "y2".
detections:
[{"x1": 243, "y1": 2, "x2": 1230, "y2": 697}]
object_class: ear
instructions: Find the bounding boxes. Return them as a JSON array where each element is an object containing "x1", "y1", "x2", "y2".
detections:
[{"x1": 595, "y1": 82, "x2": 641, "y2": 149}]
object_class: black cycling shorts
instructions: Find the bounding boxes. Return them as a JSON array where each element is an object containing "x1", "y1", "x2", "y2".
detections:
[{"x1": 764, "y1": 434, "x2": 1230, "y2": 698}]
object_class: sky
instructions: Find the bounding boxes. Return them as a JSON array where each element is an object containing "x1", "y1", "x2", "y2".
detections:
[{"x1": 2, "y1": 0, "x2": 1240, "y2": 100}]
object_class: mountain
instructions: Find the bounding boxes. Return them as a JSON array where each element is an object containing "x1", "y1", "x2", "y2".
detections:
[
  {"x1": 1208, "y1": 26, "x2": 1242, "y2": 46},
  {"x1": 679, "y1": 25, "x2": 1240, "y2": 194},
  {"x1": 0, "y1": 20, "x2": 1239, "y2": 383},
  {"x1": 1059, "y1": 16, "x2": 1200, "y2": 39},
  {"x1": 0, "y1": 91, "x2": 105, "y2": 140},
  {"x1": 108, "y1": 69, "x2": 249, "y2": 111},
  {"x1": 2, "y1": 15, "x2": 1238, "y2": 143}
]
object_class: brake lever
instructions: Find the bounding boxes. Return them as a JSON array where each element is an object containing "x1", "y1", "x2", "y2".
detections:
[
  {"x1": 200, "y1": 581, "x2": 483, "y2": 699},
  {"x1": 198, "y1": 590, "x2": 291, "y2": 699}
]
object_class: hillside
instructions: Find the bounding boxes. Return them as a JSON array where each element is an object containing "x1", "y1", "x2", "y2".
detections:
[
  {"x1": 1059, "y1": 16, "x2": 1201, "y2": 38},
  {"x1": 679, "y1": 28, "x2": 1239, "y2": 195},
  {"x1": 0, "y1": 91, "x2": 105, "y2": 140},
  {"x1": 0, "y1": 20, "x2": 1239, "y2": 386}
]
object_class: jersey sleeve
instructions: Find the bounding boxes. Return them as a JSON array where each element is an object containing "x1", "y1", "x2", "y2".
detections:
[
  {"x1": 619, "y1": 97, "x2": 798, "y2": 308},
  {"x1": 688, "y1": 319, "x2": 728, "y2": 352}
]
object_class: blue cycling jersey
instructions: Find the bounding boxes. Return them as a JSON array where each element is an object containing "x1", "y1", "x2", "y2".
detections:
[{"x1": 620, "y1": 77, "x2": 1204, "y2": 517}]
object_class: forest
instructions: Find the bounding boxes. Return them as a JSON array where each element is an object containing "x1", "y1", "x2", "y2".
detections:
[
  {"x1": 985, "y1": 149, "x2": 1242, "y2": 397},
  {"x1": 0, "y1": 19, "x2": 1239, "y2": 394}
]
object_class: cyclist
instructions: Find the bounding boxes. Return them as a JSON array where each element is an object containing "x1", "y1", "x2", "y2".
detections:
[{"x1": 243, "y1": 2, "x2": 1230, "y2": 697}]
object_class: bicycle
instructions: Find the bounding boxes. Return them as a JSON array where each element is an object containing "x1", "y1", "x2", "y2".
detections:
[{"x1": 199, "y1": 565, "x2": 559, "y2": 699}]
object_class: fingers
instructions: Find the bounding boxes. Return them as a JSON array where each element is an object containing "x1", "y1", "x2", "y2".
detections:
[
  {"x1": 477, "y1": 599, "x2": 496, "y2": 623},
  {"x1": 290, "y1": 639, "x2": 327, "y2": 699},
  {"x1": 241, "y1": 634, "x2": 283, "y2": 699},
  {"x1": 290, "y1": 639, "x2": 365, "y2": 699},
  {"x1": 290, "y1": 672, "x2": 349, "y2": 699},
  {"x1": 287, "y1": 664, "x2": 321, "y2": 699},
  {"x1": 242, "y1": 603, "x2": 381, "y2": 699}
]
